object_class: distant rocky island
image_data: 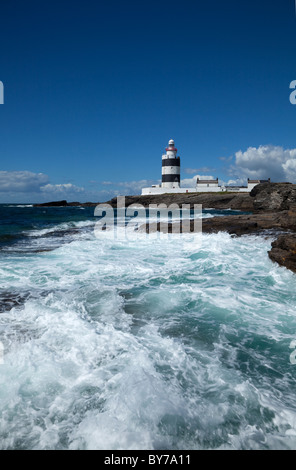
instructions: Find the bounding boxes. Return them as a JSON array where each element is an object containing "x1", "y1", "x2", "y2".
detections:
[{"x1": 34, "y1": 182, "x2": 296, "y2": 274}]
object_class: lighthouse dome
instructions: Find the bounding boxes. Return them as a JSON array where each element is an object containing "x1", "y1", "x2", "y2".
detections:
[{"x1": 168, "y1": 139, "x2": 175, "y2": 146}]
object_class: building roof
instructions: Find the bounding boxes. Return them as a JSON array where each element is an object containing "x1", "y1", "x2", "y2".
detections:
[
  {"x1": 248, "y1": 178, "x2": 271, "y2": 183},
  {"x1": 196, "y1": 178, "x2": 218, "y2": 184}
]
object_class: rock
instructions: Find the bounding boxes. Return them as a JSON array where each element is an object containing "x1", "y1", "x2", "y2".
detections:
[
  {"x1": 202, "y1": 213, "x2": 270, "y2": 236},
  {"x1": 105, "y1": 192, "x2": 255, "y2": 211},
  {"x1": 35, "y1": 182, "x2": 296, "y2": 212},
  {"x1": 202, "y1": 208, "x2": 296, "y2": 235},
  {"x1": 0, "y1": 291, "x2": 31, "y2": 313},
  {"x1": 144, "y1": 210, "x2": 296, "y2": 237},
  {"x1": 250, "y1": 182, "x2": 296, "y2": 212},
  {"x1": 34, "y1": 200, "x2": 99, "y2": 207},
  {"x1": 34, "y1": 200, "x2": 69, "y2": 207},
  {"x1": 268, "y1": 234, "x2": 296, "y2": 273}
]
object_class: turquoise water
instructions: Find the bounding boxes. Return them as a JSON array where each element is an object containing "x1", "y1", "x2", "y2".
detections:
[{"x1": 0, "y1": 204, "x2": 296, "y2": 449}]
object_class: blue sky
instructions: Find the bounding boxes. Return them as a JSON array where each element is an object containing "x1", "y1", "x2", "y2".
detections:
[{"x1": 0, "y1": 0, "x2": 296, "y2": 202}]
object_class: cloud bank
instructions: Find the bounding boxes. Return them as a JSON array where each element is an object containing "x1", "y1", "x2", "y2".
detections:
[
  {"x1": 41, "y1": 183, "x2": 85, "y2": 194},
  {"x1": 230, "y1": 145, "x2": 296, "y2": 183},
  {"x1": 101, "y1": 179, "x2": 159, "y2": 195},
  {"x1": 0, "y1": 171, "x2": 86, "y2": 202},
  {"x1": 0, "y1": 171, "x2": 49, "y2": 192}
]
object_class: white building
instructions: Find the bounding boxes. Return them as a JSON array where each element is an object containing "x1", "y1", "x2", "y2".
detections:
[
  {"x1": 246, "y1": 179, "x2": 271, "y2": 191},
  {"x1": 141, "y1": 139, "x2": 270, "y2": 195},
  {"x1": 196, "y1": 178, "x2": 219, "y2": 190}
]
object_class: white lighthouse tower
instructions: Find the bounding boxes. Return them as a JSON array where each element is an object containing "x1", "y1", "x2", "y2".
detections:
[{"x1": 161, "y1": 139, "x2": 181, "y2": 189}]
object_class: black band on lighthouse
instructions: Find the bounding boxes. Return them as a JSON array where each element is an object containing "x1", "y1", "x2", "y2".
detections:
[
  {"x1": 162, "y1": 158, "x2": 180, "y2": 167},
  {"x1": 162, "y1": 174, "x2": 181, "y2": 183}
]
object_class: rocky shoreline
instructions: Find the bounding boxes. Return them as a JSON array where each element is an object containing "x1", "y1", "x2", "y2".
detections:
[
  {"x1": 34, "y1": 183, "x2": 296, "y2": 274},
  {"x1": 33, "y1": 191, "x2": 255, "y2": 211}
]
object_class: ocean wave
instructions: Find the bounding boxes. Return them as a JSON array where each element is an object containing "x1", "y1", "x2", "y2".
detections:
[
  {"x1": 7, "y1": 205, "x2": 33, "y2": 208},
  {"x1": 0, "y1": 231, "x2": 296, "y2": 449},
  {"x1": 25, "y1": 220, "x2": 95, "y2": 238}
]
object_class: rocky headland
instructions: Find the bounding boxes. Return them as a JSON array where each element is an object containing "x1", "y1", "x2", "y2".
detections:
[
  {"x1": 34, "y1": 182, "x2": 296, "y2": 273},
  {"x1": 34, "y1": 191, "x2": 254, "y2": 211}
]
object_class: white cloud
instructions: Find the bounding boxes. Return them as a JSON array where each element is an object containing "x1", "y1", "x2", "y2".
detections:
[
  {"x1": 101, "y1": 179, "x2": 160, "y2": 195},
  {"x1": 119, "y1": 179, "x2": 159, "y2": 191},
  {"x1": 219, "y1": 177, "x2": 247, "y2": 187},
  {"x1": 40, "y1": 183, "x2": 85, "y2": 194},
  {"x1": 230, "y1": 145, "x2": 296, "y2": 183},
  {"x1": 282, "y1": 158, "x2": 296, "y2": 182},
  {"x1": 184, "y1": 167, "x2": 215, "y2": 174},
  {"x1": 181, "y1": 174, "x2": 215, "y2": 188},
  {"x1": 0, "y1": 171, "x2": 48, "y2": 192},
  {"x1": 0, "y1": 171, "x2": 87, "y2": 202}
]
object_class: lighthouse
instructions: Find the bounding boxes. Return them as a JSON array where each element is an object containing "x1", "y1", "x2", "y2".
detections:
[
  {"x1": 161, "y1": 139, "x2": 181, "y2": 189},
  {"x1": 141, "y1": 138, "x2": 270, "y2": 195}
]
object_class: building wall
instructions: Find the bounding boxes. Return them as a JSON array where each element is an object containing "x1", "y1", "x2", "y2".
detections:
[
  {"x1": 246, "y1": 183, "x2": 258, "y2": 191},
  {"x1": 141, "y1": 185, "x2": 255, "y2": 195},
  {"x1": 196, "y1": 183, "x2": 219, "y2": 188},
  {"x1": 142, "y1": 187, "x2": 199, "y2": 195}
]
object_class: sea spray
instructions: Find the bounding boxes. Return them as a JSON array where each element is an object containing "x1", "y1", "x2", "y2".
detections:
[{"x1": 0, "y1": 206, "x2": 296, "y2": 449}]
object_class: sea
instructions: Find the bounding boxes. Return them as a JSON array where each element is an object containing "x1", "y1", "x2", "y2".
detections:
[{"x1": 0, "y1": 203, "x2": 296, "y2": 450}]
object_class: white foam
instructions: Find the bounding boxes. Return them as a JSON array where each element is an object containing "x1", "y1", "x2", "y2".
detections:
[
  {"x1": 1, "y1": 230, "x2": 296, "y2": 449},
  {"x1": 7, "y1": 205, "x2": 33, "y2": 208},
  {"x1": 26, "y1": 220, "x2": 95, "y2": 237}
]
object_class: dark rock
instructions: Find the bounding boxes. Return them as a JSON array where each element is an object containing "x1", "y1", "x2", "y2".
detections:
[
  {"x1": 250, "y1": 182, "x2": 296, "y2": 212},
  {"x1": 35, "y1": 182, "x2": 296, "y2": 213},
  {"x1": 67, "y1": 201, "x2": 98, "y2": 207},
  {"x1": 268, "y1": 234, "x2": 296, "y2": 273},
  {"x1": 34, "y1": 200, "x2": 69, "y2": 207},
  {"x1": 202, "y1": 209, "x2": 296, "y2": 236},
  {"x1": 0, "y1": 291, "x2": 31, "y2": 313},
  {"x1": 34, "y1": 200, "x2": 99, "y2": 207},
  {"x1": 144, "y1": 210, "x2": 296, "y2": 237},
  {"x1": 105, "y1": 192, "x2": 255, "y2": 211}
]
